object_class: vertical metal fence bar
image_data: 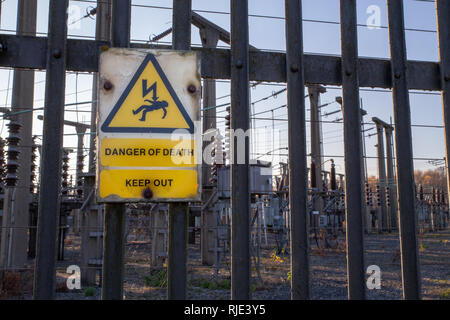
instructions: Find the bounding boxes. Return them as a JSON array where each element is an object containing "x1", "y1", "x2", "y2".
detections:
[
  {"x1": 168, "y1": 203, "x2": 189, "y2": 299},
  {"x1": 436, "y1": 1, "x2": 450, "y2": 214},
  {"x1": 386, "y1": 0, "x2": 421, "y2": 300},
  {"x1": 339, "y1": 0, "x2": 366, "y2": 300},
  {"x1": 284, "y1": 0, "x2": 310, "y2": 300},
  {"x1": 230, "y1": 0, "x2": 250, "y2": 300},
  {"x1": 172, "y1": 0, "x2": 192, "y2": 50},
  {"x1": 33, "y1": 0, "x2": 69, "y2": 300},
  {"x1": 101, "y1": 0, "x2": 131, "y2": 300},
  {"x1": 89, "y1": 0, "x2": 112, "y2": 173},
  {"x1": 167, "y1": 0, "x2": 192, "y2": 300},
  {"x1": 102, "y1": 203, "x2": 126, "y2": 299}
]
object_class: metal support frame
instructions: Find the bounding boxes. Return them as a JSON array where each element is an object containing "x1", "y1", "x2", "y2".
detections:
[
  {"x1": 373, "y1": 116, "x2": 397, "y2": 231},
  {"x1": 285, "y1": 0, "x2": 310, "y2": 300},
  {"x1": 387, "y1": 0, "x2": 421, "y2": 300},
  {"x1": 167, "y1": 0, "x2": 192, "y2": 301},
  {"x1": 33, "y1": 0, "x2": 69, "y2": 300},
  {"x1": 37, "y1": 115, "x2": 89, "y2": 196},
  {"x1": 101, "y1": 0, "x2": 131, "y2": 301},
  {"x1": 230, "y1": 0, "x2": 251, "y2": 300},
  {"x1": 340, "y1": 0, "x2": 366, "y2": 300}
]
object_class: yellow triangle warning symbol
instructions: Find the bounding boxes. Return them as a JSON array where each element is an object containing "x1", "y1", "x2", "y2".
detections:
[{"x1": 101, "y1": 54, "x2": 194, "y2": 133}]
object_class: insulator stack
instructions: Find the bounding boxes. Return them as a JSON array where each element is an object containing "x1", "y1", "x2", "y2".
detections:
[
  {"x1": 89, "y1": 136, "x2": 97, "y2": 173},
  {"x1": 30, "y1": 136, "x2": 38, "y2": 193},
  {"x1": 330, "y1": 160, "x2": 337, "y2": 190},
  {"x1": 386, "y1": 186, "x2": 390, "y2": 207},
  {"x1": 376, "y1": 184, "x2": 381, "y2": 206},
  {"x1": 61, "y1": 150, "x2": 70, "y2": 196},
  {"x1": 0, "y1": 138, "x2": 6, "y2": 193},
  {"x1": 70, "y1": 175, "x2": 74, "y2": 193},
  {"x1": 210, "y1": 131, "x2": 225, "y2": 185},
  {"x1": 365, "y1": 183, "x2": 372, "y2": 207},
  {"x1": 5, "y1": 122, "x2": 21, "y2": 187},
  {"x1": 419, "y1": 184, "x2": 424, "y2": 201},
  {"x1": 224, "y1": 106, "x2": 231, "y2": 162},
  {"x1": 76, "y1": 152, "x2": 85, "y2": 197}
]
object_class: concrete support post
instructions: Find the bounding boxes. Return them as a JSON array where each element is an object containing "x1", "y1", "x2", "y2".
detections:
[
  {"x1": 373, "y1": 120, "x2": 388, "y2": 231},
  {"x1": 385, "y1": 127, "x2": 398, "y2": 230},
  {"x1": 151, "y1": 204, "x2": 167, "y2": 267},
  {"x1": 80, "y1": 174, "x2": 102, "y2": 286},
  {"x1": 308, "y1": 85, "x2": 326, "y2": 231}
]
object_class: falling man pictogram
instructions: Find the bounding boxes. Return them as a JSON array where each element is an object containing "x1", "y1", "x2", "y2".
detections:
[{"x1": 132, "y1": 80, "x2": 169, "y2": 122}]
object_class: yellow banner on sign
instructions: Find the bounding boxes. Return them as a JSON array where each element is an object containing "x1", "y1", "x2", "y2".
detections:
[
  {"x1": 99, "y1": 169, "x2": 198, "y2": 200},
  {"x1": 100, "y1": 138, "x2": 196, "y2": 167}
]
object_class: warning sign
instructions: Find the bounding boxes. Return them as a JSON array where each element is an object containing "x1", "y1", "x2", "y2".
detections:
[
  {"x1": 101, "y1": 54, "x2": 194, "y2": 133},
  {"x1": 100, "y1": 138, "x2": 196, "y2": 168},
  {"x1": 99, "y1": 169, "x2": 198, "y2": 199},
  {"x1": 96, "y1": 48, "x2": 201, "y2": 203}
]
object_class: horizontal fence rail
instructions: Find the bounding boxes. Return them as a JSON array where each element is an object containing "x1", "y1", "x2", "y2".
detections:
[{"x1": 0, "y1": 35, "x2": 442, "y2": 90}]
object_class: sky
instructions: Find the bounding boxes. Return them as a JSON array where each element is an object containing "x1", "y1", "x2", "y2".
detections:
[{"x1": 0, "y1": 0, "x2": 445, "y2": 183}]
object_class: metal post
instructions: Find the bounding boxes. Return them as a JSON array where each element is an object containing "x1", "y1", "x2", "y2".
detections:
[
  {"x1": 373, "y1": 120, "x2": 388, "y2": 231},
  {"x1": 230, "y1": 0, "x2": 250, "y2": 300},
  {"x1": 340, "y1": 0, "x2": 366, "y2": 300},
  {"x1": 102, "y1": 203, "x2": 125, "y2": 299},
  {"x1": 33, "y1": 0, "x2": 69, "y2": 300},
  {"x1": 89, "y1": 0, "x2": 112, "y2": 173},
  {"x1": 285, "y1": 0, "x2": 310, "y2": 300},
  {"x1": 387, "y1": 0, "x2": 421, "y2": 300},
  {"x1": 167, "y1": 0, "x2": 191, "y2": 300},
  {"x1": 385, "y1": 126, "x2": 397, "y2": 230},
  {"x1": 101, "y1": 0, "x2": 131, "y2": 301},
  {"x1": 436, "y1": 1, "x2": 450, "y2": 215},
  {"x1": 168, "y1": 203, "x2": 188, "y2": 299},
  {"x1": 200, "y1": 26, "x2": 219, "y2": 266}
]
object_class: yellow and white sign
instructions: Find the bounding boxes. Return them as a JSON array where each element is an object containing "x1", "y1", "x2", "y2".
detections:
[{"x1": 96, "y1": 48, "x2": 201, "y2": 202}]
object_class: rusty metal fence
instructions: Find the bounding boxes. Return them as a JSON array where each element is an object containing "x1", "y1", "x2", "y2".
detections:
[{"x1": 0, "y1": 0, "x2": 448, "y2": 300}]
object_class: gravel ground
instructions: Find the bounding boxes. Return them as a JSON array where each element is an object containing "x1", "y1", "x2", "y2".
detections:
[{"x1": 2, "y1": 228, "x2": 449, "y2": 300}]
